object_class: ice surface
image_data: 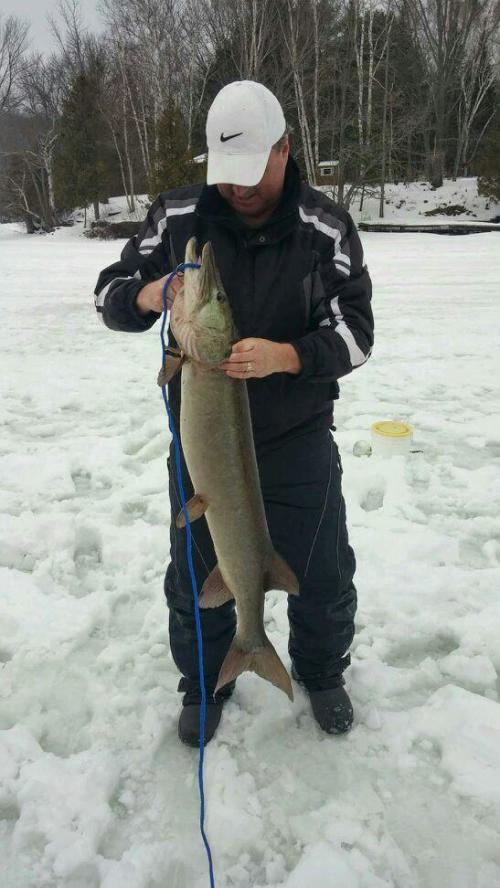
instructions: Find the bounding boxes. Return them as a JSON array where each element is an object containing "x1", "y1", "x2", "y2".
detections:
[{"x1": 1, "y1": 195, "x2": 499, "y2": 886}]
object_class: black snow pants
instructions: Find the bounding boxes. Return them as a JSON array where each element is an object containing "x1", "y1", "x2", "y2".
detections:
[{"x1": 163, "y1": 427, "x2": 357, "y2": 702}]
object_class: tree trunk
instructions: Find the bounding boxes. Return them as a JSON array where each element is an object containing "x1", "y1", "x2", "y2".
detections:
[
  {"x1": 367, "y1": 3, "x2": 374, "y2": 146},
  {"x1": 312, "y1": 0, "x2": 320, "y2": 167},
  {"x1": 110, "y1": 124, "x2": 132, "y2": 212},
  {"x1": 359, "y1": 183, "x2": 365, "y2": 212},
  {"x1": 121, "y1": 86, "x2": 135, "y2": 212},
  {"x1": 379, "y1": 20, "x2": 391, "y2": 218},
  {"x1": 388, "y1": 97, "x2": 393, "y2": 182},
  {"x1": 27, "y1": 161, "x2": 54, "y2": 231},
  {"x1": 123, "y1": 64, "x2": 150, "y2": 179},
  {"x1": 354, "y1": 2, "x2": 365, "y2": 179},
  {"x1": 283, "y1": 0, "x2": 315, "y2": 183},
  {"x1": 406, "y1": 130, "x2": 412, "y2": 183},
  {"x1": 430, "y1": 149, "x2": 444, "y2": 188}
]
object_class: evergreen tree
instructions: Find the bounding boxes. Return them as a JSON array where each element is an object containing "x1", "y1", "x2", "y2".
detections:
[
  {"x1": 53, "y1": 60, "x2": 111, "y2": 222},
  {"x1": 148, "y1": 100, "x2": 200, "y2": 199}
]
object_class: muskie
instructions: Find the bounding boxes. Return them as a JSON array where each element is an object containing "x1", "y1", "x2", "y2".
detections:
[{"x1": 164, "y1": 237, "x2": 299, "y2": 701}]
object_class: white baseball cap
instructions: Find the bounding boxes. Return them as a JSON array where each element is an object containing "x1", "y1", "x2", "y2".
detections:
[{"x1": 206, "y1": 81, "x2": 286, "y2": 186}]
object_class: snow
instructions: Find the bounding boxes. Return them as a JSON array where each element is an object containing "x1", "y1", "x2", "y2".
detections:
[
  {"x1": 1, "y1": 192, "x2": 500, "y2": 887},
  {"x1": 321, "y1": 176, "x2": 500, "y2": 225}
]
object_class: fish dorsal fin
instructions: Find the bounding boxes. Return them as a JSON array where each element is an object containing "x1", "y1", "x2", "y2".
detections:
[{"x1": 264, "y1": 550, "x2": 299, "y2": 596}]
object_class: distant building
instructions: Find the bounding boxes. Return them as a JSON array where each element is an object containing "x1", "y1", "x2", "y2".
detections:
[
  {"x1": 316, "y1": 160, "x2": 339, "y2": 186},
  {"x1": 191, "y1": 152, "x2": 207, "y2": 182}
]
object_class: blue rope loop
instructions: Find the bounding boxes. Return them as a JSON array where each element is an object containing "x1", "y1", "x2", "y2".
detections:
[{"x1": 160, "y1": 263, "x2": 216, "y2": 888}]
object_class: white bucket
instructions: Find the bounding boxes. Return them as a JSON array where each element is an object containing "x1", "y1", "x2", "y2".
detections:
[{"x1": 371, "y1": 421, "x2": 414, "y2": 457}]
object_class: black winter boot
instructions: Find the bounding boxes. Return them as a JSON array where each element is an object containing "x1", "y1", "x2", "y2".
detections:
[
  {"x1": 308, "y1": 685, "x2": 354, "y2": 734},
  {"x1": 178, "y1": 699, "x2": 224, "y2": 747}
]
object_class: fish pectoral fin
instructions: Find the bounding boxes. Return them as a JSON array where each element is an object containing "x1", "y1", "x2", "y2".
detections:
[
  {"x1": 215, "y1": 639, "x2": 293, "y2": 701},
  {"x1": 264, "y1": 550, "x2": 300, "y2": 596},
  {"x1": 175, "y1": 493, "x2": 208, "y2": 528},
  {"x1": 199, "y1": 564, "x2": 234, "y2": 608},
  {"x1": 157, "y1": 348, "x2": 185, "y2": 386}
]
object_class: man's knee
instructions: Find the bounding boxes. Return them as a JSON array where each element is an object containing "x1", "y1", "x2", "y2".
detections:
[{"x1": 288, "y1": 578, "x2": 357, "y2": 625}]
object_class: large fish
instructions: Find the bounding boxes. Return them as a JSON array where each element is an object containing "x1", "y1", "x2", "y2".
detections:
[{"x1": 164, "y1": 237, "x2": 299, "y2": 701}]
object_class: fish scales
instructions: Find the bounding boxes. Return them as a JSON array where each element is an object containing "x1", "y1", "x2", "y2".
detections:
[{"x1": 181, "y1": 362, "x2": 269, "y2": 646}]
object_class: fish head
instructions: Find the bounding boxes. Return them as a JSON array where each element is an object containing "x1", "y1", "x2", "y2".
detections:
[{"x1": 174, "y1": 238, "x2": 237, "y2": 365}]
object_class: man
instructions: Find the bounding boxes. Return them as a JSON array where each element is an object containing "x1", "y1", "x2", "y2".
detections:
[{"x1": 94, "y1": 81, "x2": 374, "y2": 747}]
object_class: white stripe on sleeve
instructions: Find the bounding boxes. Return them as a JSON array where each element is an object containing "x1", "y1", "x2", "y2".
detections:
[
  {"x1": 138, "y1": 204, "x2": 197, "y2": 254},
  {"x1": 298, "y1": 206, "x2": 351, "y2": 277},
  {"x1": 139, "y1": 217, "x2": 168, "y2": 254},
  {"x1": 328, "y1": 295, "x2": 370, "y2": 367},
  {"x1": 94, "y1": 270, "x2": 142, "y2": 307}
]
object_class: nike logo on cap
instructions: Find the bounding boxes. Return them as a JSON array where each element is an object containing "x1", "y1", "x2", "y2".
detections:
[{"x1": 220, "y1": 132, "x2": 243, "y2": 142}]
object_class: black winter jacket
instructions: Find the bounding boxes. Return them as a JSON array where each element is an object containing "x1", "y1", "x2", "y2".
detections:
[{"x1": 94, "y1": 157, "x2": 374, "y2": 448}]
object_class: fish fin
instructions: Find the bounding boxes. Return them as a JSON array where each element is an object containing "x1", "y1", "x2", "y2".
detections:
[
  {"x1": 264, "y1": 550, "x2": 300, "y2": 596},
  {"x1": 157, "y1": 349, "x2": 185, "y2": 386},
  {"x1": 215, "y1": 638, "x2": 293, "y2": 702},
  {"x1": 199, "y1": 565, "x2": 234, "y2": 608},
  {"x1": 175, "y1": 493, "x2": 208, "y2": 528}
]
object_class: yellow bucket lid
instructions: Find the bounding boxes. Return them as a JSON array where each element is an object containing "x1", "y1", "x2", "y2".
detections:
[{"x1": 371, "y1": 421, "x2": 413, "y2": 439}]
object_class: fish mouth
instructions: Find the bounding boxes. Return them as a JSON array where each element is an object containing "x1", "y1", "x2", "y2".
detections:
[{"x1": 198, "y1": 242, "x2": 223, "y2": 303}]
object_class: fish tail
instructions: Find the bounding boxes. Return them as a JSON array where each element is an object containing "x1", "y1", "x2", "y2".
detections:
[{"x1": 215, "y1": 637, "x2": 293, "y2": 701}]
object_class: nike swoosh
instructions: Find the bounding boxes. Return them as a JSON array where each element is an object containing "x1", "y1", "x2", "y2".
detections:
[{"x1": 220, "y1": 132, "x2": 243, "y2": 142}]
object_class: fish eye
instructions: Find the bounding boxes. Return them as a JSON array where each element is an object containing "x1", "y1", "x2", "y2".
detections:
[{"x1": 216, "y1": 292, "x2": 225, "y2": 302}]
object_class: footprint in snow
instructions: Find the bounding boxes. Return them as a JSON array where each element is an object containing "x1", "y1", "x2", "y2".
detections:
[
  {"x1": 360, "y1": 479, "x2": 386, "y2": 512},
  {"x1": 73, "y1": 525, "x2": 103, "y2": 577}
]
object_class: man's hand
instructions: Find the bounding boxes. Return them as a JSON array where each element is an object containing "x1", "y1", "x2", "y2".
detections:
[
  {"x1": 136, "y1": 272, "x2": 184, "y2": 315},
  {"x1": 218, "y1": 338, "x2": 302, "y2": 378}
]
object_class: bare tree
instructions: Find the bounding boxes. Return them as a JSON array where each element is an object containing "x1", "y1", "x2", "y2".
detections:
[
  {"x1": 354, "y1": 0, "x2": 394, "y2": 208},
  {"x1": 334, "y1": 1, "x2": 358, "y2": 205},
  {"x1": 19, "y1": 54, "x2": 67, "y2": 220},
  {"x1": 0, "y1": 14, "x2": 30, "y2": 114},
  {"x1": 409, "y1": 0, "x2": 492, "y2": 187},
  {"x1": 99, "y1": 0, "x2": 186, "y2": 188},
  {"x1": 279, "y1": 0, "x2": 329, "y2": 184},
  {"x1": 379, "y1": 12, "x2": 394, "y2": 216},
  {"x1": 453, "y1": 1, "x2": 500, "y2": 177},
  {"x1": 48, "y1": 0, "x2": 88, "y2": 74}
]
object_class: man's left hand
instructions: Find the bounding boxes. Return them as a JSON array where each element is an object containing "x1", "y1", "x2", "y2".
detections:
[{"x1": 218, "y1": 338, "x2": 302, "y2": 379}]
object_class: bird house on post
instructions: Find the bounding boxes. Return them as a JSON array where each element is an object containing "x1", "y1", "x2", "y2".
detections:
[{"x1": 316, "y1": 160, "x2": 339, "y2": 186}]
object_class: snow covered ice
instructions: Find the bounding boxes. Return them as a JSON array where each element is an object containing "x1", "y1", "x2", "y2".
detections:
[{"x1": 1, "y1": 207, "x2": 500, "y2": 887}]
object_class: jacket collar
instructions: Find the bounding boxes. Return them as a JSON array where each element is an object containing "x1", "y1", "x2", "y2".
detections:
[{"x1": 195, "y1": 155, "x2": 301, "y2": 243}]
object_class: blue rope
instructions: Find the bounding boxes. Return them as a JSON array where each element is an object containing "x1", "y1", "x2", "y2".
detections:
[{"x1": 159, "y1": 263, "x2": 216, "y2": 888}]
